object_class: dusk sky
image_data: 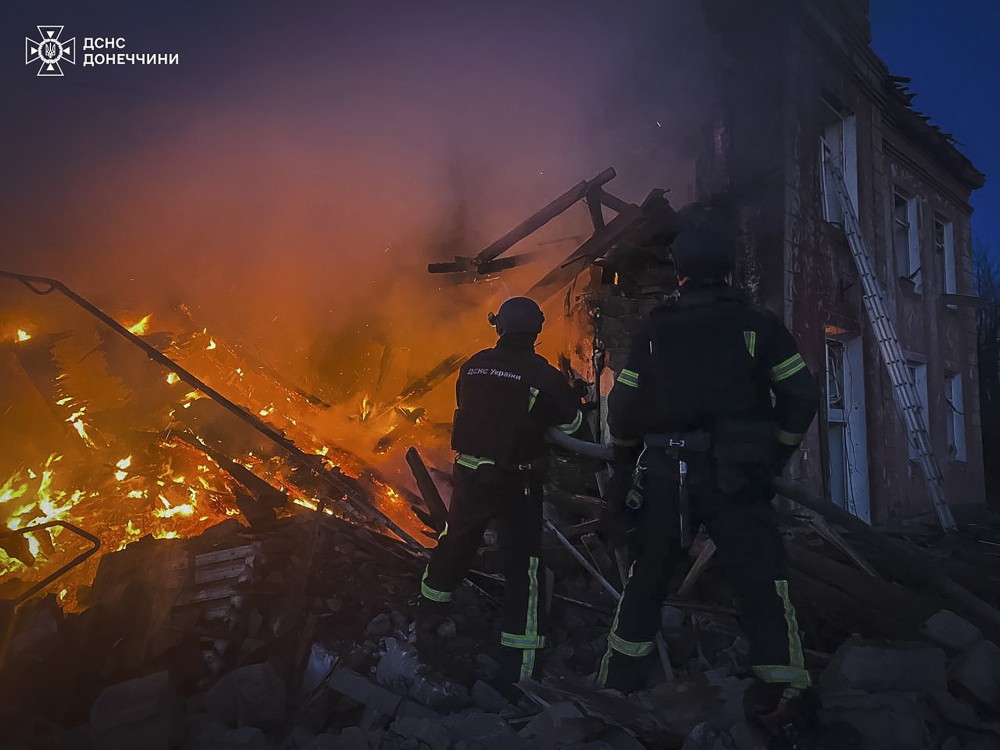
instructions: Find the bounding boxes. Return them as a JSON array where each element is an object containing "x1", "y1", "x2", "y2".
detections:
[{"x1": 2, "y1": 0, "x2": 998, "y2": 339}]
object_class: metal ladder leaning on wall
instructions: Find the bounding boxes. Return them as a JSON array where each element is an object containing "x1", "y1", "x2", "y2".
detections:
[{"x1": 822, "y1": 148, "x2": 957, "y2": 532}]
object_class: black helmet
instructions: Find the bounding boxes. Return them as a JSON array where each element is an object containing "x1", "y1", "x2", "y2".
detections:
[
  {"x1": 488, "y1": 297, "x2": 544, "y2": 336},
  {"x1": 671, "y1": 221, "x2": 734, "y2": 281}
]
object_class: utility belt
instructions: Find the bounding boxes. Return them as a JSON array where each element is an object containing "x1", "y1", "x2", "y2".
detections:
[
  {"x1": 643, "y1": 429, "x2": 712, "y2": 458},
  {"x1": 625, "y1": 418, "x2": 776, "y2": 510}
]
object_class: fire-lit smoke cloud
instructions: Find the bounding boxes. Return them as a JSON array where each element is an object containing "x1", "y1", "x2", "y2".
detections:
[{"x1": 2, "y1": 0, "x2": 719, "y2": 401}]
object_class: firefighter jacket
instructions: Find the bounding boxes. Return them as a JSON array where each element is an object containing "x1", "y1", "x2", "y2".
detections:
[
  {"x1": 608, "y1": 283, "x2": 819, "y2": 465},
  {"x1": 451, "y1": 333, "x2": 583, "y2": 468}
]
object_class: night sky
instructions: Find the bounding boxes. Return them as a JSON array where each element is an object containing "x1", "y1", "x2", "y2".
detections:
[{"x1": 869, "y1": 0, "x2": 1000, "y2": 258}]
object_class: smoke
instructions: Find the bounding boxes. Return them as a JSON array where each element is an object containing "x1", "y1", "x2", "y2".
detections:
[{"x1": 1, "y1": 0, "x2": 719, "y2": 407}]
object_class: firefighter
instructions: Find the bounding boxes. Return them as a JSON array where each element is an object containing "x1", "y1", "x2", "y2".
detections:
[
  {"x1": 597, "y1": 217, "x2": 819, "y2": 721},
  {"x1": 418, "y1": 296, "x2": 584, "y2": 687}
]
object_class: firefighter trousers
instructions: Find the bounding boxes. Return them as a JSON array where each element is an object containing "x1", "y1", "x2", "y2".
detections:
[
  {"x1": 598, "y1": 452, "x2": 809, "y2": 693},
  {"x1": 420, "y1": 462, "x2": 547, "y2": 684}
]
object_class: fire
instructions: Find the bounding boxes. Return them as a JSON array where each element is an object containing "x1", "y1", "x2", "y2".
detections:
[
  {"x1": 1, "y1": 299, "x2": 438, "y2": 609},
  {"x1": 66, "y1": 406, "x2": 96, "y2": 447},
  {"x1": 126, "y1": 314, "x2": 153, "y2": 335},
  {"x1": 114, "y1": 455, "x2": 132, "y2": 481}
]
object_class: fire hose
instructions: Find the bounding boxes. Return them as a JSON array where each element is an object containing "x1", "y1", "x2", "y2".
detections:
[{"x1": 0, "y1": 270, "x2": 424, "y2": 552}]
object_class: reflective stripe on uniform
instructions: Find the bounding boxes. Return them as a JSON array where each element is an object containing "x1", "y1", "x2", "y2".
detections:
[
  {"x1": 753, "y1": 664, "x2": 811, "y2": 688},
  {"x1": 777, "y1": 429, "x2": 806, "y2": 446},
  {"x1": 456, "y1": 454, "x2": 495, "y2": 470},
  {"x1": 500, "y1": 632, "x2": 545, "y2": 649},
  {"x1": 744, "y1": 330, "x2": 757, "y2": 357},
  {"x1": 752, "y1": 579, "x2": 811, "y2": 689},
  {"x1": 597, "y1": 562, "x2": 634, "y2": 687},
  {"x1": 616, "y1": 369, "x2": 639, "y2": 388},
  {"x1": 558, "y1": 409, "x2": 583, "y2": 434},
  {"x1": 501, "y1": 555, "x2": 542, "y2": 681},
  {"x1": 420, "y1": 566, "x2": 453, "y2": 603},
  {"x1": 528, "y1": 387, "x2": 539, "y2": 412},
  {"x1": 769, "y1": 354, "x2": 807, "y2": 382},
  {"x1": 607, "y1": 631, "x2": 655, "y2": 658}
]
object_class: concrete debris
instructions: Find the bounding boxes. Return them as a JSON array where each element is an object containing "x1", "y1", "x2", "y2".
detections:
[
  {"x1": 681, "y1": 722, "x2": 738, "y2": 750},
  {"x1": 213, "y1": 726, "x2": 274, "y2": 750},
  {"x1": 818, "y1": 690, "x2": 935, "y2": 750},
  {"x1": 948, "y1": 638, "x2": 1000, "y2": 709},
  {"x1": 819, "y1": 640, "x2": 948, "y2": 695},
  {"x1": 5, "y1": 470, "x2": 999, "y2": 750},
  {"x1": 89, "y1": 670, "x2": 180, "y2": 750},
  {"x1": 205, "y1": 662, "x2": 287, "y2": 729},
  {"x1": 375, "y1": 637, "x2": 469, "y2": 712},
  {"x1": 921, "y1": 610, "x2": 984, "y2": 653},
  {"x1": 470, "y1": 680, "x2": 509, "y2": 713}
]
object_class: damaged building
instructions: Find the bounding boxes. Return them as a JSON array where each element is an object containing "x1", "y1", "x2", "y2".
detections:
[
  {"x1": 1, "y1": 1, "x2": 998, "y2": 750},
  {"x1": 694, "y1": 0, "x2": 987, "y2": 522}
]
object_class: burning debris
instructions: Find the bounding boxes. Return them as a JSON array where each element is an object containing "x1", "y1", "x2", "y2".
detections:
[{"x1": 1, "y1": 170, "x2": 999, "y2": 750}]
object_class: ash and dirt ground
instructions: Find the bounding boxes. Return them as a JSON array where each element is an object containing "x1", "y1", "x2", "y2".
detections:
[{"x1": 3, "y1": 498, "x2": 1000, "y2": 750}]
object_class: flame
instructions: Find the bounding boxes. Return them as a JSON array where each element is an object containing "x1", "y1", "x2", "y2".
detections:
[
  {"x1": 16, "y1": 329, "x2": 31, "y2": 342},
  {"x1": 206, "y1": 338, "x2": 217, "y2": 351},
  {"x1": 127, "y1": 314, "x2": 153, "y2": 335},
  {"x1": 166, "y1": 372, "x2": 180, "y2": 385},
  {"x1": 360, "y1": 394, "x2": 372, "y2": 422},
  {"x1": 66, "y1": 406, "x2": 95, "y2": 447}
]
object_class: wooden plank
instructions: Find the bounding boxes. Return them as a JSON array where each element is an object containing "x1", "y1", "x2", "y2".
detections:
[{"x1": 404, "y1": 447, "x2": 448, "y2": 532}]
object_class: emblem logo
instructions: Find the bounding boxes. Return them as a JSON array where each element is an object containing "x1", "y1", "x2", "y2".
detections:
[{"x1": 25, "y1": 26, "x2": 76, "y2": 77}]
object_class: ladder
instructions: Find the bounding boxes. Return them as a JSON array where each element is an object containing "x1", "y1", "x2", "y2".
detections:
[{"x1": 822, "y1": 147, "x2": 957, "y2": 532}]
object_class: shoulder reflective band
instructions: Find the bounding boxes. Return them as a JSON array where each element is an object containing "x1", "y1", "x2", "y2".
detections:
[
  {"x1": 558, "y1": 409, "x2": 583, "y2": 434},
  {"x1": 616, "y1": 368, "x2": 639, "y2": 388},
  {"x1": 456, "y1": 454, "x2": 495, "y2": 470},
  {"x1": 607, "y1": 631, "x2": 655, "y2": 658},
  {"x1": 528, "y1": 386, "x2": 539, "y2": 412},
  {"x1": 777, "y1": 429, "x2": 805, "y2": 446},
  {"x1": 769, "y1": 353, "x2": 807, "y2": 382},
  {"x1": 744, "y1": 330, "x2": 757, "y2": 357},
  {"x1": 420, "y1": 567, "x2": 453, "y2": 603}
]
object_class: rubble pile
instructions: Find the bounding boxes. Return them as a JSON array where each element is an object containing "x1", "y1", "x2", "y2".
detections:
[{"x1": 2, "y1": 477, "x2": 999, "y2": 750}]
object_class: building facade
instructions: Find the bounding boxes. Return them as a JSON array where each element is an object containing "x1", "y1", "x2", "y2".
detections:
[{"x1": 700, "y1": 0, "x2": 986, "y2": 521}]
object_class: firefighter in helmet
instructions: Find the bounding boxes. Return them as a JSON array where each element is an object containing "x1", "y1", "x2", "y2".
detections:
[
  {"x1": 598, "y1": 215, "x2": 819, "y2": 720},
  {"x1": 418, "y1": 297, "x2": 584, "y2": 687}
]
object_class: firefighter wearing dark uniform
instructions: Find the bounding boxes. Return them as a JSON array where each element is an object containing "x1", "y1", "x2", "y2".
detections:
[
  {"x1": 598, "y1": 221, "x2": 819, "y2": 717},
  {"x1": 419, "y1": 297, "x2": 583, "y2": 686}
]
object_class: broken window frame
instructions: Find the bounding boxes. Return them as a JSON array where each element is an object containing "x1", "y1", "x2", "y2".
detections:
[
  {"x1": 934, "y1": 216, "x2": 957, "y2": 303},
  {"x1": 819, "y1": 98, "x2": 858, "y2": 225},
  {"x1": 944, "y1": 372, "x2": 967, "y2": 462},
  {"x1": 894, "y1": 188, "x2": 921, "y2": 293}
]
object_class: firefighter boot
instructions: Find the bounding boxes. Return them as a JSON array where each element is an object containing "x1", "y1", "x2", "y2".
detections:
[{"x1": 744, "y1": 682, "x2": 821, "y2": 750}]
